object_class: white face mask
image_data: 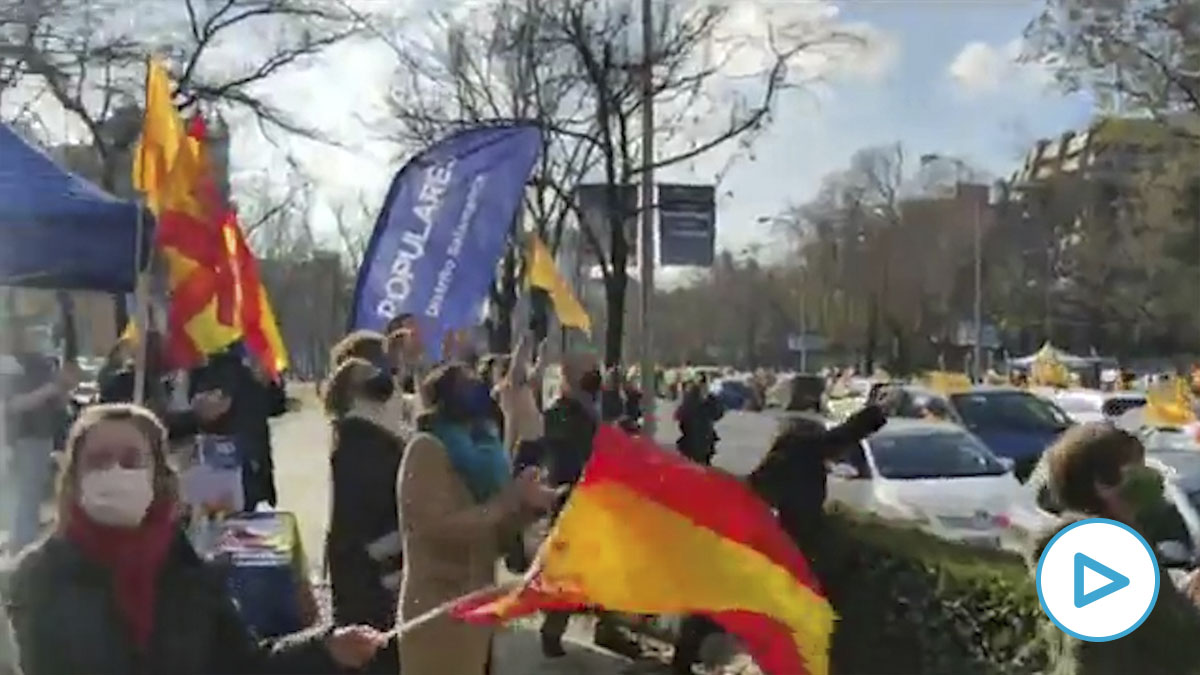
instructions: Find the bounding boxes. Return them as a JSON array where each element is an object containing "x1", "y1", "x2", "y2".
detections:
[{"x1": 79, "y1": 467, "x2": 155, "y2": 527}]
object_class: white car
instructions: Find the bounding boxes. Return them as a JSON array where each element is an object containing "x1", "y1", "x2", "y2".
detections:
[
  {"x1": 827, "y1": 418, "x2": 1051, "y2": 549},
  {"x1": 1053, "y1": 389, "x2": 1146, "y2": 425}
]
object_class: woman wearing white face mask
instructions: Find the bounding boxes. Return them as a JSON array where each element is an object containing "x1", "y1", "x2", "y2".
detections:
[{"x1": 3, "y1": 403, "x2": 388, "y2": 675}]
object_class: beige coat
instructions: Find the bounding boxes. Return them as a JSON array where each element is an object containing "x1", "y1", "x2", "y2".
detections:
[{"x1": 397, "y1": 432, "x2": 523, "y2": 675}]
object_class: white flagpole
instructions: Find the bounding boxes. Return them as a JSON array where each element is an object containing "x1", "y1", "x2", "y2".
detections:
[{"x1": 132, "y1": 200, "x2": 150, "y2": 405}]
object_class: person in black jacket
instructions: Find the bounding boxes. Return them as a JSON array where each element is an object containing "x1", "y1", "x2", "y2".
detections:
[
  {"x1": 675, "y1": 377, "x2": 724, "y2": 465},
  {"x1": 3, "y1": 403, "x2": 387, "y2": 675},
  {"x1": 191, "y1": 346, "x2": 287, "y2": 509},
  {"x1": 538, "y1": 352, "x2": 638, "y2": 659},
  {"x1": 670, "y1": 404, "x2": 887, "y2": 675},
  {"x1": 97, "y1": 331, "x2": 230, "y2": 442},
  {"x1": 322, "y1": 358, "x2": 405, "y2": 653}
]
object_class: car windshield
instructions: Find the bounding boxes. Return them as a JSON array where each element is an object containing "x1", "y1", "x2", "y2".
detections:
[
  {"x1": 869, "y1": 430, "x2": 1008, "y2": 479},
  {"x1": 950, "y1": 391, "x2": 1072, "y2": 432}
]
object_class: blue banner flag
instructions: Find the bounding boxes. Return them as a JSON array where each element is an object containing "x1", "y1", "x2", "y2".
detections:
[{"x1": 349, "y1": 124, "x2": 542, "y2": 359}]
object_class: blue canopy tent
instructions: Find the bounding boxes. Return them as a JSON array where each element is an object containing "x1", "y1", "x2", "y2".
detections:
[{"x1": 0, "y1": 123, "x2": 147, "y2": 292}]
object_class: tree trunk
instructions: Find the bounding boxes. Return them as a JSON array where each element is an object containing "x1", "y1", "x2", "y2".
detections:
[{"x1": 604, "y1": 268, "x2": 627, "y2": 367}]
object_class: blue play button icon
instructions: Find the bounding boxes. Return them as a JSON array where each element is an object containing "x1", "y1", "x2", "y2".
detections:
[{"x1": 1074, "y1": 552, "x2": 1130, "y2": 608}]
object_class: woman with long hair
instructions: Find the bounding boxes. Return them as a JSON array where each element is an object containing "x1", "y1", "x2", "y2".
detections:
[
  {"x1": 397, "y1": 363, "x2": 558, "y2": 675},
  {"x1": 3, "y1": 403, "x2": 387, "y2": 675},
  {"x1": 323, "y1": 357, "x2": 406, "y2": 671}
]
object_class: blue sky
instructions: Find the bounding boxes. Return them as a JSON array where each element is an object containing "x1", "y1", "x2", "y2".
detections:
[
  {"x1": 236, "y1": 0, "x2": 1101, "y2": 265},
  {"x1": 694, "y1": 0, "x2": 1098, "y2": 255}
]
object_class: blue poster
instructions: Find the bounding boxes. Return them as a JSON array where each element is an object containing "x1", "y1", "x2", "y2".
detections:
[{"x1": 349, "y1": 124, "x2": 542, "y2": 359}]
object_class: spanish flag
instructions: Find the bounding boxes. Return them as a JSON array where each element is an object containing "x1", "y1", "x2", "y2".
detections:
[
  {"x1": 452, "y1": 425, "x2": 834, "y2": 675},
  {"x1": 526, "y1": 232, "x2": 590, "y2": 335}
]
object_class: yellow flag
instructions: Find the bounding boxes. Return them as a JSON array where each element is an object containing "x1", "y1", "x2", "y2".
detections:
[
  {"x1": 132, "y1": 58, "x2": 185, "y2": 214},
  {"x1": 120, "y1": 320, "x2": 138, "y2": 344},
  {"x1": 526, "y1": 233, "x2": 590, "y2": 335},
  {"x1": 922, "y1": 371, "x2": 971, "y2": 395},
  {"x1": 1146, "y1": 376, "x2": 1196, "y2": 428}
]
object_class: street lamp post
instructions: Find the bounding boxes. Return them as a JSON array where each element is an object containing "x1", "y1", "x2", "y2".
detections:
[
  {"x1": 638, "y1": 0, "x2": 657, "y2": 438},
  {"x1": 972, "y1": 192, "x2": 983, "y2": 380}
]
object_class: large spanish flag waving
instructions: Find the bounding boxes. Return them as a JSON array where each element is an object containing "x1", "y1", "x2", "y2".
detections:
[{"x1": 452, "y1": 425, "x2": 834, "y2": 675}]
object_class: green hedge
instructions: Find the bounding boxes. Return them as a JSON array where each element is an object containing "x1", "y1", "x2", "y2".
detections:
[{"x1": 823, "y1": 509, "x2": 1050, "y2": 674}]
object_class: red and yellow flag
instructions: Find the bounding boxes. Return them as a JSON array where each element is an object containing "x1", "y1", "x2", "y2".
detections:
[
  {"x1": 221, "y1": 206, "x2": 289, "y2": 376},
  {"x1": 451, "y1": 425, "x2": 834, "y2": 675},
  {"x1": 133, "y1": 59, "x2": 288, "y2": 375},
  {"x1": 134, "y1": 59, "x2": 240, "y2": 367}
]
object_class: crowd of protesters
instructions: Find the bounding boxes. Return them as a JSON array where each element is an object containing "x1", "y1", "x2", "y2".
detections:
[{"x1": 13, "y1": 306, "x2": 1200, "y2": 675}]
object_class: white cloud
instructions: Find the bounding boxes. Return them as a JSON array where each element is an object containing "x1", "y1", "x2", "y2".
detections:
[{"x1": 948, "y1": 38, "x2": 1053, "y2": 96}]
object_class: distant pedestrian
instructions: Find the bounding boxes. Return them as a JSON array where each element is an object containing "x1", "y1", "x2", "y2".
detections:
[
  {"x1": 1, "y1": 318, "x2": 77, "y2": 553},
  {"x1": 675, "y1": 377, "x2": 724, "y2": 465}
]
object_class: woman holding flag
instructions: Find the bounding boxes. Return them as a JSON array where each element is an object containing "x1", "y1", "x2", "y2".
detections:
[{"x1": 397, "y1": 363, "x2": 558, "y2": 675}]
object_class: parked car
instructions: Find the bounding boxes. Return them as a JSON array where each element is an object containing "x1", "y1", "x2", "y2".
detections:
[
  {"x1": 1052, "y1": 389, "x2": 1147, "y2": 425},
  {"x1": 710, "y1": 377, "x2": 759, "y2": 411},
  {"x1": 871, "y1": 384, "x2": 1072, "y2": 481},
  {"x1": 826, "y1": 419, "x2": 1051, "y2": 550}
]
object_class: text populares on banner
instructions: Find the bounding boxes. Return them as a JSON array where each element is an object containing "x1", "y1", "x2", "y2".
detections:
[{"x1": 349, "y1": 124, "x2": 542, "y2": 359}]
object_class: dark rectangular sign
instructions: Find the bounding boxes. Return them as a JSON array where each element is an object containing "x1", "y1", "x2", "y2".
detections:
[{"x1": 658, "y1": 184, "x2": 715, "y2": 267}]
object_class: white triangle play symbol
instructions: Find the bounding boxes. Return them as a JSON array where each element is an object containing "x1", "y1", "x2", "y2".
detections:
[{"x1": 1083, "y1": 566, "x2": 1109, "y2": 595}]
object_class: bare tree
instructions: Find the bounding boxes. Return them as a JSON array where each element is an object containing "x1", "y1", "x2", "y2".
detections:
[
  {"x1": 381, "y1": 0, "x2": 600, "y2": 352},
  {"x1": 1025, "y1": 0, "x2": 1200, "y2": 135},
  {"x1": 2, "y1": 0, "x2": 364, "y2": 190}
]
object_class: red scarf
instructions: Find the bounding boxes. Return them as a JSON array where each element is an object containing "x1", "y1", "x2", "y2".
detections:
[{"x1": 64, "y1": 498, "x2": 178, "y2": 649}]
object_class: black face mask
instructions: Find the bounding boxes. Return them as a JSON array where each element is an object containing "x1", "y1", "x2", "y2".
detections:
[
  {"x1": 361, "y1": 372, "x2": 395, "y2": 402},
  {"x1": 579, "y1": 370, "x2": 603, "y2": 396}
]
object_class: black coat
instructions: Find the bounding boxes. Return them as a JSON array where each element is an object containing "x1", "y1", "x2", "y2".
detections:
[
  {"x1": 4, "y1": 531, "x2": 336, "y2": 675},
  {"x1": 192, "y1": 355, "x2": 287, "y2": 508},
  {"x1": 747, "y1": 406, "x2": 886, "y2": 555},
  {"x1": 326, "y1": 417, "x2": 404, "y2": 631},
  {"x1": 542, "y1": 396, "x2": 597, "y2": 492},
  {"x1": 97, "y1": 367, "x2": 200, "y2": 442}
]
